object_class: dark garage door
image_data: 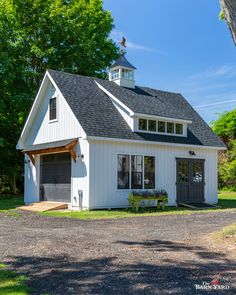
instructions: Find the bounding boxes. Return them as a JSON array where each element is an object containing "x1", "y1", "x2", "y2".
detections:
[
  {"x1": 40, "y1": 152, "x2": 71, "y2": 202},
  {"x1": 176, "y1": 158, "x2": 205, "y2": 204}
]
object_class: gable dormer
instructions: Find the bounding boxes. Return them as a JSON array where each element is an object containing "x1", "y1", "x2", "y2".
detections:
[{"x1": 109, "y1": 54, "x2": 136, "y2": 89}]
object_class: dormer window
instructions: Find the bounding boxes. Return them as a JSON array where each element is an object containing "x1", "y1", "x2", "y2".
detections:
[
  {"x1": 148, "y1": 120, "x2": 156, "y2": 132},
  {"x1": 167, "y1": 122, "x2": 174, "y2": 134},
  {"x1": 139, "y1": 119, "x2": 147, "y2": 130},
  {"x1": 138, "y1": 118, "x2": 185, "y2": 136},
  {"x1": 176, "y1": 123, "x2": 183, "y2": 134},
  {"x1": 49, "y1": 97, "x2": 57, "y2": 121},
  {"x1": 158, "y1": 121, "x2": 166, "y2": 133}
]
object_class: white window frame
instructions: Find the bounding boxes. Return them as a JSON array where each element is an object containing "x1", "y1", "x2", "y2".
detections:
[
  {"x1": 137, "y1": 118, "x2": 186, "y2": 137},
  {"x1": 49, "y1": 91, "x2": 58, "y2": 123}
]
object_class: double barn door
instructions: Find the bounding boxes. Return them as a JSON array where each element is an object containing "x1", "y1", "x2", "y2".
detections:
[{"x1": 176, "y1": 158, "x2": 205, "y2": 204}]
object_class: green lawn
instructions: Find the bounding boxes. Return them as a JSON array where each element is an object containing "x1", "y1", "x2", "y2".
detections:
[
  {"x1": 0, "y1": 196, "x2": 24, "y2": 217},
  {"x1": 0, "y1": 192, "x2": 235, "y2": 220},
  {"x1": 41, "y1": 191, "x2": 236, "y2": 220},
  {"x1": 0, "y1": 264, "x2": 29, "y2": 295}
]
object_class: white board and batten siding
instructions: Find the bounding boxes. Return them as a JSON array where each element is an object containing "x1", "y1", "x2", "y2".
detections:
[
  {"x1": 23, "y1": 79, "x2": 90, "y2": 207},
  {"x1": 88, "y1": 139, "x2": 218, "y2": 209}
]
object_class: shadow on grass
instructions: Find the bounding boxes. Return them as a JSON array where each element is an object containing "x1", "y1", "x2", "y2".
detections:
[
  {"x1": 4, "y1": 239, "x2": 235, "y2": 295},
  {"x1": 218, "y1": 197, "x2": 236, "y2": 209},
  {"x1": 0, "y1": 196, "x2": 24, "y2": 211},
  {"x1": 0, "y1": 264, "x2": 29, "y2": 294}
]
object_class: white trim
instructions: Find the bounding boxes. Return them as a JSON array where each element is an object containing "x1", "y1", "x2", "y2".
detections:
[
  {"x1": 48, "y1": 95, "x2": 58, "y2": 123},
  {"x1": 137, "y1": 120, "x2": 186, "y2": 137},
  {"x1": 18, "y1": 73, "x2": 48, "y2": 142},
  {"x1": 17, "y1": 71, "x2": 87, "y2": 149},
  {"x1": 133, "y1": 113, "x2": 192, "y2": 124},
  {"x1": 95, "y1": 81, "x2": 134, "y2": 116},
  {"x1": 87, "y1": 135, "x2": 226, "y2": 151}
]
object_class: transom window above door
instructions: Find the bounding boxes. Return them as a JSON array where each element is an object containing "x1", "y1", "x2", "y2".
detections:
[{"x1": 117, "y1": 154, "x2": 155, "y2": 190}]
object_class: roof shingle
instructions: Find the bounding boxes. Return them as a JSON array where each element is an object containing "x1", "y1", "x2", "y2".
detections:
[{"x1": 48, "y1": 69, "x2": 225, "y2": 148}]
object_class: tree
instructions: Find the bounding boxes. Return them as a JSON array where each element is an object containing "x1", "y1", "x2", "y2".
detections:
[
  {"x1": 0, "y1": 0, "x2": 119, "y2": 193},
  {"x1": 211, "y1": 109, "x2": 236, "y2": 190},
  {"x1": 220, "y1": 0, "x2": 236, "y2": 45}
]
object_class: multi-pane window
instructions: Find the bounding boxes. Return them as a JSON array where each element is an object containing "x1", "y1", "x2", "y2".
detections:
[
  {"x1": 117, "y1": 155, "x2": 130, "y2": 189},
  {"x1": 158, "y1": 121, "x2": 166, "y2": 133},
  {"x1": 111, "y1": 69, "x2": 119, "y2": 80},
  {"x1": 122, "y1": 69, "x2": 133, "y2": 80},
  {"x1": 117, "y1": 154, "x2": 155, "y2": 190},
  {"x1": 167, "y1": 122, "x2": 174, "y2": 134},
  {"x1": 131, "y1": 155, "x2": 143, "y2": 189},
  {"x1": 175, "y1": 123, "x2": 183, "y2": 135},
  {"x1": 49, "y1": 97, "x2": 57, "y2": 121},
  {"x1": 148, "y1": 120, "x2": 156, "y2": 132},
  {"x1": 139, "y1": 119, "x2": 147, "y2": 131},
  {"x1": 138, "y1": 118, "x2": 184, "y2": 136},
  {"x1": 144, "y1": 156, "x2": 155, "y2": 189}
]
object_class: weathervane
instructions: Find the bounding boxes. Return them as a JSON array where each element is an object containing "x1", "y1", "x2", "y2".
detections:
[{"x1": 119, "y1": 36, "x2": 127, "y2": 55}]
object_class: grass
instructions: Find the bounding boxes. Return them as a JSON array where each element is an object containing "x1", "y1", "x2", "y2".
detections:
[
  {"x1": 41, "y1": 191, "x2": 236, "y2": 220},
  {"x1": 0, "y1": 192, "x2": 235, "y2": 220},
  {"x1": 212, "y1": 223, "x2": 236, "y2": 241},
  {"x1": 211, "y1": 223, "x2": 236, "y2": 253},
  {"x1": 0, "y1": 196, "x2": 24, "y2": 217},
  {"x1": 0, "y1": 263, "x2": 30, "y2": 295}
]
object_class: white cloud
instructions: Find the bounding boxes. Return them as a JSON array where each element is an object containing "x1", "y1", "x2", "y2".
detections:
[
  {"x1": 110, "y1": 30, "x2": 162, "y2": 53},
  {"x1": 189, "y1": 65, "x2": 236, "y2": 80},
  {"x1": 194, "y1": 99, "x2": 236, "y2": 109}
]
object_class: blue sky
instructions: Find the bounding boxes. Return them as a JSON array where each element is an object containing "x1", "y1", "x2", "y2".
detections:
[{"x1": 103, "y1": 0, "x2": 236, "y2": 124}]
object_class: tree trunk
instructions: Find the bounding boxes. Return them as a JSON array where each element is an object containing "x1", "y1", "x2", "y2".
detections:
[{"x1": 9, "y1": 176, "x2": 17, "y2": 195}]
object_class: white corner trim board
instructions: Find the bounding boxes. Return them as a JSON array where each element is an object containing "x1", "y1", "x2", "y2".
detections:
[{"x1": 95, "y1": 81, "x2": 134, "y2": 116}]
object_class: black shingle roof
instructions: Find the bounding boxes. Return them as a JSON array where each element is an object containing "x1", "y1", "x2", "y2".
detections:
[
  {"x1": 110, "y1": 55, "x2": 136, "y2": 69},
  {"x1": 48, "y1": 69, "x2": 225, "y2": 148}
]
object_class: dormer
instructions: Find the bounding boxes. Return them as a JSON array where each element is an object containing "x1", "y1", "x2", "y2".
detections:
[{"x1": 109, "y1": 54, "x2": 136, "y2": 89}]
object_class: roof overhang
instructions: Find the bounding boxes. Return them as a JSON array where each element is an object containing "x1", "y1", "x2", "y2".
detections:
[
  {"x1": 86, "y1": 135, "x2": 226, "y2": 151},
  {"x1": 22, "y1": 138, "x2": 78, "y2": 166},
  {"x1": 132, "y1": 113, "x2": 192, "y2": 124}
]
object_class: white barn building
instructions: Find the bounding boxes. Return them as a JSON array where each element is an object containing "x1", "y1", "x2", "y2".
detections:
[{"x1": 17, "y1": 55, "x2": 225, "y2": 210}]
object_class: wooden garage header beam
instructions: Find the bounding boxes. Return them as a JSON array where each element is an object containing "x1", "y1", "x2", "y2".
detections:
[{"x1": 23, "y1": 139, "x2": 78, "y2": 166}]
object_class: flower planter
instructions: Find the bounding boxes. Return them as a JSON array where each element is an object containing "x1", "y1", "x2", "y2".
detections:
[{"x1": 128, "y1": 190, "x2": 168, "y2": 212}]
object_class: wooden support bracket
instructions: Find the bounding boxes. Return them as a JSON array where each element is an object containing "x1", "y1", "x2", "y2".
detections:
[{"x1": 27, "y1": 153, "x2": 35, "y2": 166}]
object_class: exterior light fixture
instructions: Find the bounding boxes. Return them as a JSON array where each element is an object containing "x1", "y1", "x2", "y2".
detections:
[{"x1": 189, "y1": 150, "x2": 196, "y2": 156}]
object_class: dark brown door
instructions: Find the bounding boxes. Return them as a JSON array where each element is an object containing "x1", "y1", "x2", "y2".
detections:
[
  {"x1": 40, "y1": 152, "x2": 71, "y2": 202},
  {"x1": 176, "y1": 158, "x2": 205, "y2": 204}
]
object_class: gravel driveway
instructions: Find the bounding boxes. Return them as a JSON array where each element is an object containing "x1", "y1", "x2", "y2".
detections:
[{"x1": 0, "y1": 210, "x2": 235, "y2": 295}]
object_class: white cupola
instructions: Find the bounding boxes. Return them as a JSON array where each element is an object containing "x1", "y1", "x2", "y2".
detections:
[{"x1": 109, "y1": 54, "x2": 136, "y2": 89}]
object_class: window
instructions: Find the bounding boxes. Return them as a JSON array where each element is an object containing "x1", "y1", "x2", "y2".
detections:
[
  {"x1": 122, "y1": 69, "x2": 133, "y2": 80},
  {"x1": 131, "y1": 155, "x2": 143, "y2": 189},
  {"x1": 158, "y1": 121, "x2": 166, "y2": 133},
  {"x1": 148, "y1": 120, "x2": 156, "y2": 132},
  {"x1": 49, "y1": 97, "x2": 57, "y2": 121},
  {"x1": 144, "y1": 156, "x2": 155, "y2": 189},
  {"x1": 139, "y1": 119, "x2": 147, "y2": 131},
  {"x1": 117, "y1": 154, "x2": 156, "y2": 190},
  {"x1": 167, "y1": 122, "x2": 174, "y2": 134},
  {"x1": 111, "y1": 69, "x2": 119, "y2": 80},
  {"x1": 175, "y1": 123, "x2": 183, "y2": 135},
  {"x1": 138, "y1": 118, "x2": 185, "y2": 136},
  {"x1": 117, "y1": 155, "x2": 130, "y2": 189}
]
